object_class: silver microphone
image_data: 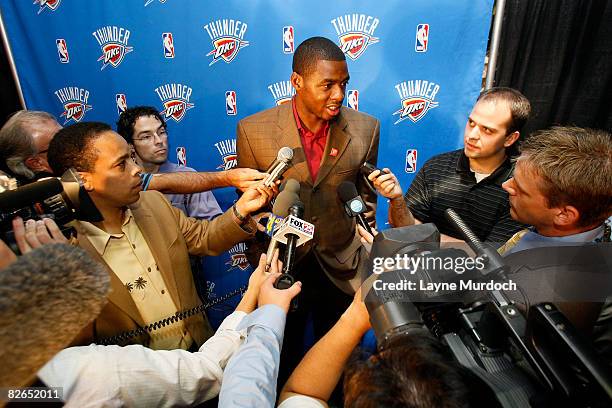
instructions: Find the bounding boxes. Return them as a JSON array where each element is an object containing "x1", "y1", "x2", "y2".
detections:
[{"x1": 264, "y1": 147, "x2": 294, "y2": 187}]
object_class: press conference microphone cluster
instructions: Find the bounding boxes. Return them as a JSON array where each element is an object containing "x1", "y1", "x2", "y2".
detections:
[
  {"x1": 264, "y1": 146, "x2": 294, "y2": 187},
  {"x1": 337, "y1": 181, "x2": 374, "y2": 235}
]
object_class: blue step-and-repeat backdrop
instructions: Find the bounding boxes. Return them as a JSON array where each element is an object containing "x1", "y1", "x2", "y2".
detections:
[{"x1": 1, "y1": 0, "x2": 493, "y2": 327}]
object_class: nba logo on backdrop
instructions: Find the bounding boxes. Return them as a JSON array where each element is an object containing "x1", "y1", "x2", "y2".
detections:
[
  {"x1": 176, "y1": 147, "x2": 187, "y2": 166},
  {"x1": 54, "y1": 87, "x2": 92, "y2": 124},
  {"x1": 405, "y1": 149, "x2": 418, "y2": 173},
  {"x1": 214, "y1": 138, "x2": 237, "y2": 170},
  {"x1": 34, "y1": 0, "x2": 61, "y2": 14},
  {"x1": 347, "y1": 90, "x2": 359, "y2": 111},
  {"x1": 226, "y1": 91, "x2": 237, "y2": 115},
  {"x1": 116, "y1": 93, "x2": 127, "y2": 115},
  {"x1": 203, "y1": 19, "x2": 250, "y2": 65},
  {"x1": 283, "y1": 26, "x2": 294, "y2": 53},
  {"x1": 267, "y1": 80, "x2": 295, "y2": 105},
  {"x1": 393, "y1": 80, "x2": 440, "y2": 124},
  {"x1": 56, "y1": 39, "x2": 69, "y2": 63},
  {"x1": 154, "y1": 83, "x2": 195, "y2": 122},
  {"x1": 415, "y1": 24, "x2": 429, "y2": 52},
  {"x1": 163, "y1": 33, "x2": 175, "y2": 58},
  {"x1": 92, "y1": 26, "x2": 134, "y2": 70},
  {"x1": 331, "y1": 14, "x2": 380, "y2": 60}
]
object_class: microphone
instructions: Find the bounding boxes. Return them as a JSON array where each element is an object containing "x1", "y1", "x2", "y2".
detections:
[
  {"x1": 264, "y1": 147, "x2": 293, "y2": 187},
  {"x1": 337, "y1": 181, "x2": 373, "y2": 236},
  {"x1": 264, "y1": 186, "x2": 301, "y2": 270}
]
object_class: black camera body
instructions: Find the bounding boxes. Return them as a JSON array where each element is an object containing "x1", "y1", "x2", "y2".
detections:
[
  {"x1": 0, "y1": 169, "x2": 102, "y2": 253},
  {"x1": 364, "y1": 211, "x2": 612, "y2": 407}
]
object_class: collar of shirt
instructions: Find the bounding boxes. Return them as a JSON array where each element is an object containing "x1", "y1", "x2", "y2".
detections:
[
  {"x1": 78, "y1": 209, "x2": 135, "y2": 255},
  {"x1": 506, "y1": 224, "x2": 606, "y2": 256},
  {"x1": 291, "y1": 97, "x2": 330, "y2": 141},
  {"x1": 456, "y1": 150, "x2": 514, "y2": 186}
]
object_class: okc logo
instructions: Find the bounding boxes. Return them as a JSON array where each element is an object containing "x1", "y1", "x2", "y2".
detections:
[
  {"x1": 154, "y1": 83, "x2": 195, "y2": 122},
  {"x1": 393, "y1": 80, "x2": 440, "y2": 124},
  {"x1": 267, "y1": 80, "x2": 295, "y2": 106},
  {"x1": 144, "y1": 0, "x2": 168, "y2": 6},
  {"x1": 214, "y1": 138, "x2": 237, "y2": 170},
  {"x1": 163, "y1": 32, "x2": 175, "y2": 58},
  {"x1": 34, "y1": 0, "x2": 61, "y2": 14},
  {"x1": 54, "y1": 86, "x2": 92, "y2": 124},
  {"x1": 405, "y1": 149, "x2": 418, "y2": 173},
  {"x1": 176, "y1": 147, "x2": 187, "y2": 166},
  {"x1": 347, "y1": 90, "x2": 359, "y2": 111},
  {"x1": 56, "y1": 39, "x2": 69, "y2": 63},
  {"x1": 116, "y1": 93, "x2": 127, "y2": 115},
  {"x1": 92, "y1": 26, "x2": 133, "y2": 70},
  {"x1": 331, "y1": 14, "x2": 380, "y2": 60},
  {"x1": 203, "y1": 19, "x2": 249, "y2": 66},
  {"x1": 283, "y1": 26, "x2": 294, "y2": 53},
  {"x1": 226, "y1": 91, "x2": 237, "y2": 115},
  {"x1": 225, "y1": 243, "x2": 250, "y2": 271},
  {"x1": 415, "y1": 24, "x2": 429, "y2": 52}
]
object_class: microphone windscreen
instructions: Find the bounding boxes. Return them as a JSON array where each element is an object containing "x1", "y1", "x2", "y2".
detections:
[
  {"x1": 273, "y1": 191, "x2": 300, "y2": 217},
  {"x1": 337, "y1": 180, "x2": 359, "y2": 203},
  {"x1": 0, "y1": 244, "x2": 110, "y2": 387},
  {"x1": 278, "y1": 146, "x2": 294, "y2": 162},
  {"x1": 282, "y1": 178, "x2": 300, "y2": 195}
]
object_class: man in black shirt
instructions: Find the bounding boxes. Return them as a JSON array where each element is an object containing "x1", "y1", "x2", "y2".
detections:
[{"x1": 368, "y1": 87, "x2": 530, "y2": 245}]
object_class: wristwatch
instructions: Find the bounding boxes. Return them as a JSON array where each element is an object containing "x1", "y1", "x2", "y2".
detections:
[{"x1": 232, "y1": 204, "x2": 247, "y2": 224}]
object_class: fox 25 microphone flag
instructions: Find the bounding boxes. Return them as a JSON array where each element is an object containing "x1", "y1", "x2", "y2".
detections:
[{"x1": 0, "y1": 0, "x2": 493, "y2": 327}]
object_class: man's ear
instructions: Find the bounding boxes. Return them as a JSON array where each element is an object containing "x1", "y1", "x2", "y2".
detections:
[
  {"x1": 24, "y1": 156, "x2": 45, "y2": 172},
  {"x1": 504, "y1": 131, "x2": 520, "y2": 148},
  {"x1": 129, "y1": 144, "x2": 138, "y2": 162},
  {"x1": 290, "y1": 72, "x2": 302, "y2": 91},
  {"x1": 78, "y1": 172, "x2": 94, "y2": 192},
  {"x1": 554, "y1": 204, "x2": 580, "y2": 228}
]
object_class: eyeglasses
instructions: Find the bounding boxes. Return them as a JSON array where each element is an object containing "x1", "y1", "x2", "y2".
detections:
[{"x1": 132, "y1": 128, "x2": 168, "y2": 142}]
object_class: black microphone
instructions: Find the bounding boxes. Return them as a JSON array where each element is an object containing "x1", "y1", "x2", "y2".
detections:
[
  {"x1": 264, "y1": 147, "x2": 293, "y2": 187},
  {"x1": 337, "y1": 181, "x2": 373, "y2": 235},
  {"x1": 281, "y1": 201, "x2": 305, "y2": 277},
  {"x1": 264, "y1": 186, "x2": 300, "y2": 270}
]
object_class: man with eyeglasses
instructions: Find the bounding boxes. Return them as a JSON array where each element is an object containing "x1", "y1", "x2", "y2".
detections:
[
  {"x1": 117, "y1": 106, "x2": 224, "y2": 220},
  {"x1": 0, "y1": 110, "x2": 62, "y2": 185}
]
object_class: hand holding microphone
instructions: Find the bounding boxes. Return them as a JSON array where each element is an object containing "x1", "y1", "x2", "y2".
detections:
[{"x1": 338, "y1": 181, "x2": 374, "y2": 236}]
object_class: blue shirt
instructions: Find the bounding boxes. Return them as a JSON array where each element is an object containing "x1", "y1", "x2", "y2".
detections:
[
  {"x1": 159, "y1": 161, "x2": 222, "y2": 220},
  {"x1": 218, "y1": 304, "x2": 287, "y2": 408},
  {"x1": 505, "y1": 223, "x2": 607, "y2": 256}
]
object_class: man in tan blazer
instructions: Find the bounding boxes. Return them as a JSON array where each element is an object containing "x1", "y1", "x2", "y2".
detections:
[
  {"x1": 236, "y1": 36, "x2": 380, "y2": 381},
  {"x1": 48, "y1": 122, "x2": 275, "y2": 349}
]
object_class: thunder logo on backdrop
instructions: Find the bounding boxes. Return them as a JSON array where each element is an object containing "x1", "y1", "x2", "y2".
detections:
[
  {"x1": 331, "y1": 13, "x2": 380, "y2": 60},
  {"x1": 393, "y1": 80, "x2": 440, "y2": 124},
  {"x1": 215, "y1": 138, "x2": 237, "y2": 170},
  {"x1": 92, "y1": 26, "x2": 134, "y2": 70},
  {"x1": 268, "y1": 80, "x2": 295, "y2": 106},
  {"x1": 54, "y1": 87, "x2": 93, "y2": 125},
  {"x1": 204, "y1": 19, "x2": 250, "y2": 66},
  {"x1": 154, "y1": 83, "x2": 195, "y2": 122}
]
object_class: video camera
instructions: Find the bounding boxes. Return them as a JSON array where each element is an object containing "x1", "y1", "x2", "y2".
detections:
[
  {"x1": 0, "y1": 168, "x2": 102, "y2": 254},
  {"x1": 364, "y1": 209, "x2": 612, "y2": 407}
]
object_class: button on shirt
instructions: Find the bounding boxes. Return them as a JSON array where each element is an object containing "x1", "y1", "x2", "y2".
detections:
[
  {"x1": 292, "y1": 97, "x2": 329, "y2": 181},
  {"x1": 79, "y1": 209, "x2": 193, "y2": 350}
]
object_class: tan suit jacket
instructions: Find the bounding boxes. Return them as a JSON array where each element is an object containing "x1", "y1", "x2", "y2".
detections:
[
  {"x1": 74, "y1": 191, "x2": 255, "y2": 347},
  {"x1": 237, "y1": 103, "x2": 380, "y2": 283}
]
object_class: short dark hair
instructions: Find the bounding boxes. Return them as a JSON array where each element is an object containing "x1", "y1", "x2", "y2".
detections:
[
  {"x1": 292, "y1": 36, "x2": 345, "y2": 77},
  {"x1": 343, "y1": 332, "x2": 500, "y2": 408},
  {"x1": 477, "y1": 87, "x2": 531, "y2": 135},
  {"x1": 48, "y1": 122, "x2": 111, "y2": 176},
  {"x1": 116, "y1": 106, "x2": 166, "y2": 144},
  {"x1": 520, "y1": 126, "x2": 612, "y2": 228}
]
